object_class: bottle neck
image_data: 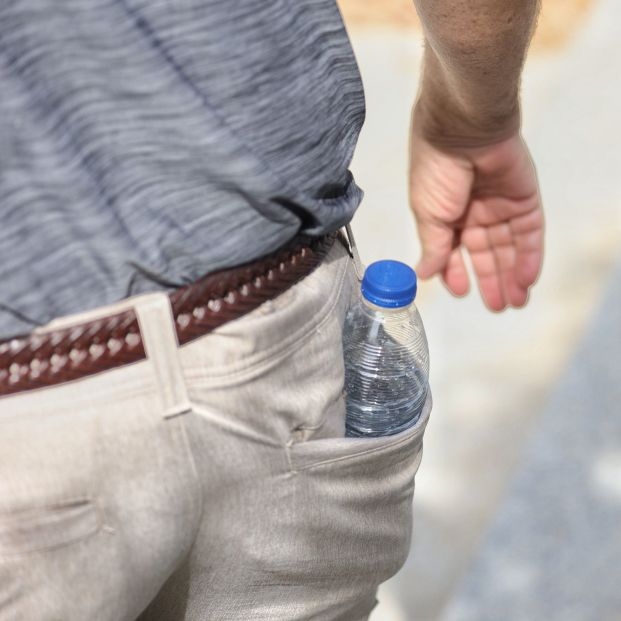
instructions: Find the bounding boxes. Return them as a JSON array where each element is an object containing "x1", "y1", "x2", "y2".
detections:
[{"x1": 360, "y1": 297, "x2": 414, "y2": 319}]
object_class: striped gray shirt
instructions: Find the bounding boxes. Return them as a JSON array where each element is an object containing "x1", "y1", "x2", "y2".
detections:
[{"x1": 0, "y1": 0, "x2": 365, "y2": 339}]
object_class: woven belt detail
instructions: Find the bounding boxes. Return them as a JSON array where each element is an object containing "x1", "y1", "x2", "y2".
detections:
[{"x1": 0, "y1": 232, "x2": 338, "y2": 397}]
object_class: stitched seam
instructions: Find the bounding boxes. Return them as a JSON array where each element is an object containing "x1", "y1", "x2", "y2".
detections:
[
  {"x1": 172, "y1": 411, "x2": 204, "y2": 534},
  {"x1": 289, "y1": 422, "x2": 427, "y2": 473},
  {"x1": 292, "y1": 433, "x2": 425, "y2": 472},
  {"x1": 0, "y1": 500, "x2": 102, "y2": 557},
  {"x1": 287, "y1": 403, "x2": 431, "y2": 473},
  {"x1": 0, "y1": 359, "x2": 156, "y2": 416}
]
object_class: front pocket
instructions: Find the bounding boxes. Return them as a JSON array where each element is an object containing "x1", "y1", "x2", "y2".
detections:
[{"x1": 0, "y1": 499, "x2": 101, "y2": 556}]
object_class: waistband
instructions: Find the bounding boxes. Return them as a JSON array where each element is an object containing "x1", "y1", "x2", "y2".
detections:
[{"x1": 0, "y1": 232, "x2": 342, "y2": 398}]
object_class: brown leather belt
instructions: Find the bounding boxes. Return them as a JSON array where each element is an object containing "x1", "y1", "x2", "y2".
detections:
[{"x1": 0, "y1": 232, "x2": 341, "y2": 398}]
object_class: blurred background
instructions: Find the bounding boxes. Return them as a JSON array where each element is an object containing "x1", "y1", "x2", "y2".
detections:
[{"x1": 336, "y1": 0, "x2": 621, "y2": 619}]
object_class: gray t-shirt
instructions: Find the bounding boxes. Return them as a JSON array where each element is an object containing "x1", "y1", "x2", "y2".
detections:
[{"x1": 0, "y1": 0, "x2": 365, "y2": 339}]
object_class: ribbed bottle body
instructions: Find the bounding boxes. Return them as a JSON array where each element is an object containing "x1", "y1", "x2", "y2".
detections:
[{"x1": 342, "y1": 298, "x2": 429, "y2": 437}]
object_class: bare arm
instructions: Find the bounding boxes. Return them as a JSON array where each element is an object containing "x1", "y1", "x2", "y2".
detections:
[
  {"x1": 410, "y1": 0, "x2": 543, "y2": 310},
  {"x1": 415, "y1": 0, "x2": 540, "y2": 145}
]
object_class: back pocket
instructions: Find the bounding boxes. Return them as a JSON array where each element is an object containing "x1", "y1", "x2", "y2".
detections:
[
  {"x1": 0, "y1": 392, "x2": 105, "y2": 557},
  {"x1": 281, "y1": 393, "x2": 432, "y2": 608},
  {"x1": 0, "y1": 499, "x2": 101, "y2": 556},
  {"x1": 288, "y1": 392, "x2": 431, "y2": 473}
]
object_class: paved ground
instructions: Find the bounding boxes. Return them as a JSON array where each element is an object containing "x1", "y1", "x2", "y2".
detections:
[
  {"x1": 344, "y1": 0, "x2": 621, "y2": 618},
  {"x1": 442, "y1": 256, "x2": 621, "y2": 621}
]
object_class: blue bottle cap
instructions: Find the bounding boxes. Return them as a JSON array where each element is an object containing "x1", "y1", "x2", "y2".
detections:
[{"x1": 361, "y1": 260, "x2": 417, "y2": 308}]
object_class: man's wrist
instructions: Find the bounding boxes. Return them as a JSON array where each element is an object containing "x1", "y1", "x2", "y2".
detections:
[
  {"x1": 414, "y1": 52, "x2": 522, "y2": 149},
  {"x1": 414, "y1": 92, "x2": 521, "y2": 150}
]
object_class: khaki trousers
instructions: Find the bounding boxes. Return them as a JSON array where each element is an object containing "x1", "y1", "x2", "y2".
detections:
[{"x1": 0, "y1": 241, "x2": 431, "y2": 620}]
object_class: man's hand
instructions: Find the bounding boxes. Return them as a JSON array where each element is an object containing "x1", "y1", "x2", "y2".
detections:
[
  {"x1": 409, "y1": 111, "x2": 543, "y2": 311},
  {"x1": 410, "y1": 0, "x2": 542, "y2": 311}
]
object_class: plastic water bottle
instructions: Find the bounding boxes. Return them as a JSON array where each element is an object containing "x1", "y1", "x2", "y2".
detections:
[{"x1": 343, "y1": 260, "x2": 429, "y2": 437}]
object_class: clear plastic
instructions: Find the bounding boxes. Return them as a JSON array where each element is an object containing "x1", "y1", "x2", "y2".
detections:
[{"x1": 342, "y1": 294, "x2": 430, "y2": 437}]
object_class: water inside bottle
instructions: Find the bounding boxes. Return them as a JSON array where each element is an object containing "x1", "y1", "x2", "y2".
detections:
[{"x1": 344, "y1": 320, "x2": 428, "y2": 437}]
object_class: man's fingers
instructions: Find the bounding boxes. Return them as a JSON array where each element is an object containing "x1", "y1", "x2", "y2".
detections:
[
  {"x1": 471, "y1": 253, "x2": 506, "y2": 311},
  {"x1": 463, "y1": 226, "x2": 506, "y2": 311},
  {"x1": 442, "y1": 247, "x2": 470, "y2": 296},
  {"x1": 504, "y1": 271, "x2": 529, "y2": 307},
  {"x1": 488, "y1": 221, "x2": 532, "y2": 308},
  {"x1": 415, "y1": 218, "x2": 455, "y2": 279},
  {"x1": 491, "y1": 234, "x2": 529, "y2": 309},
  {"x1": 511, "y1": 208, "x2": 544, "y2": 289}
]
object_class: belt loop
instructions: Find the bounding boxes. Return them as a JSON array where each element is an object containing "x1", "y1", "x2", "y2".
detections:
[{"x1": 134, "y1": 295, "x2": 191, "y2": 419}]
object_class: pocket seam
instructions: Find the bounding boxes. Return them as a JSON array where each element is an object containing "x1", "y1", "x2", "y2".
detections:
[
  {"x1": 0, "y1": 498, "x2": 102, "y2": 557},
  {"x1": 287, "y1": 409, "x2": 430, "y2": 473}
]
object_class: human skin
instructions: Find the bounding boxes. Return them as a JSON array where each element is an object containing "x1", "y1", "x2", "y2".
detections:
[{"x1": 410, "y1": 0, "x2": 543, "y2": 311}]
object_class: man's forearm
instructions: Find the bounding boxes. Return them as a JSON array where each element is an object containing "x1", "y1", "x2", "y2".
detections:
[{"x1": 413, "y1": 0, "x2": 540, "y2": 146}]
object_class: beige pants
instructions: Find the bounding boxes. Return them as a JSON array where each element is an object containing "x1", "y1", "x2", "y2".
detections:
[{"x1": 0, "y1": 242, "x2": 431, "y2": 621}]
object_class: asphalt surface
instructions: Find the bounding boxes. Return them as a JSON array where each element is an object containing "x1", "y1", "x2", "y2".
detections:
[{"x1": 442, "y1": 256, "x2": 621, "y2": 621}]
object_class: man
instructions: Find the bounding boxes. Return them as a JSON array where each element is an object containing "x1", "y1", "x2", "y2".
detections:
[{"x1": 0, "y1": 0, "x2": 542, "y2": 619}]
